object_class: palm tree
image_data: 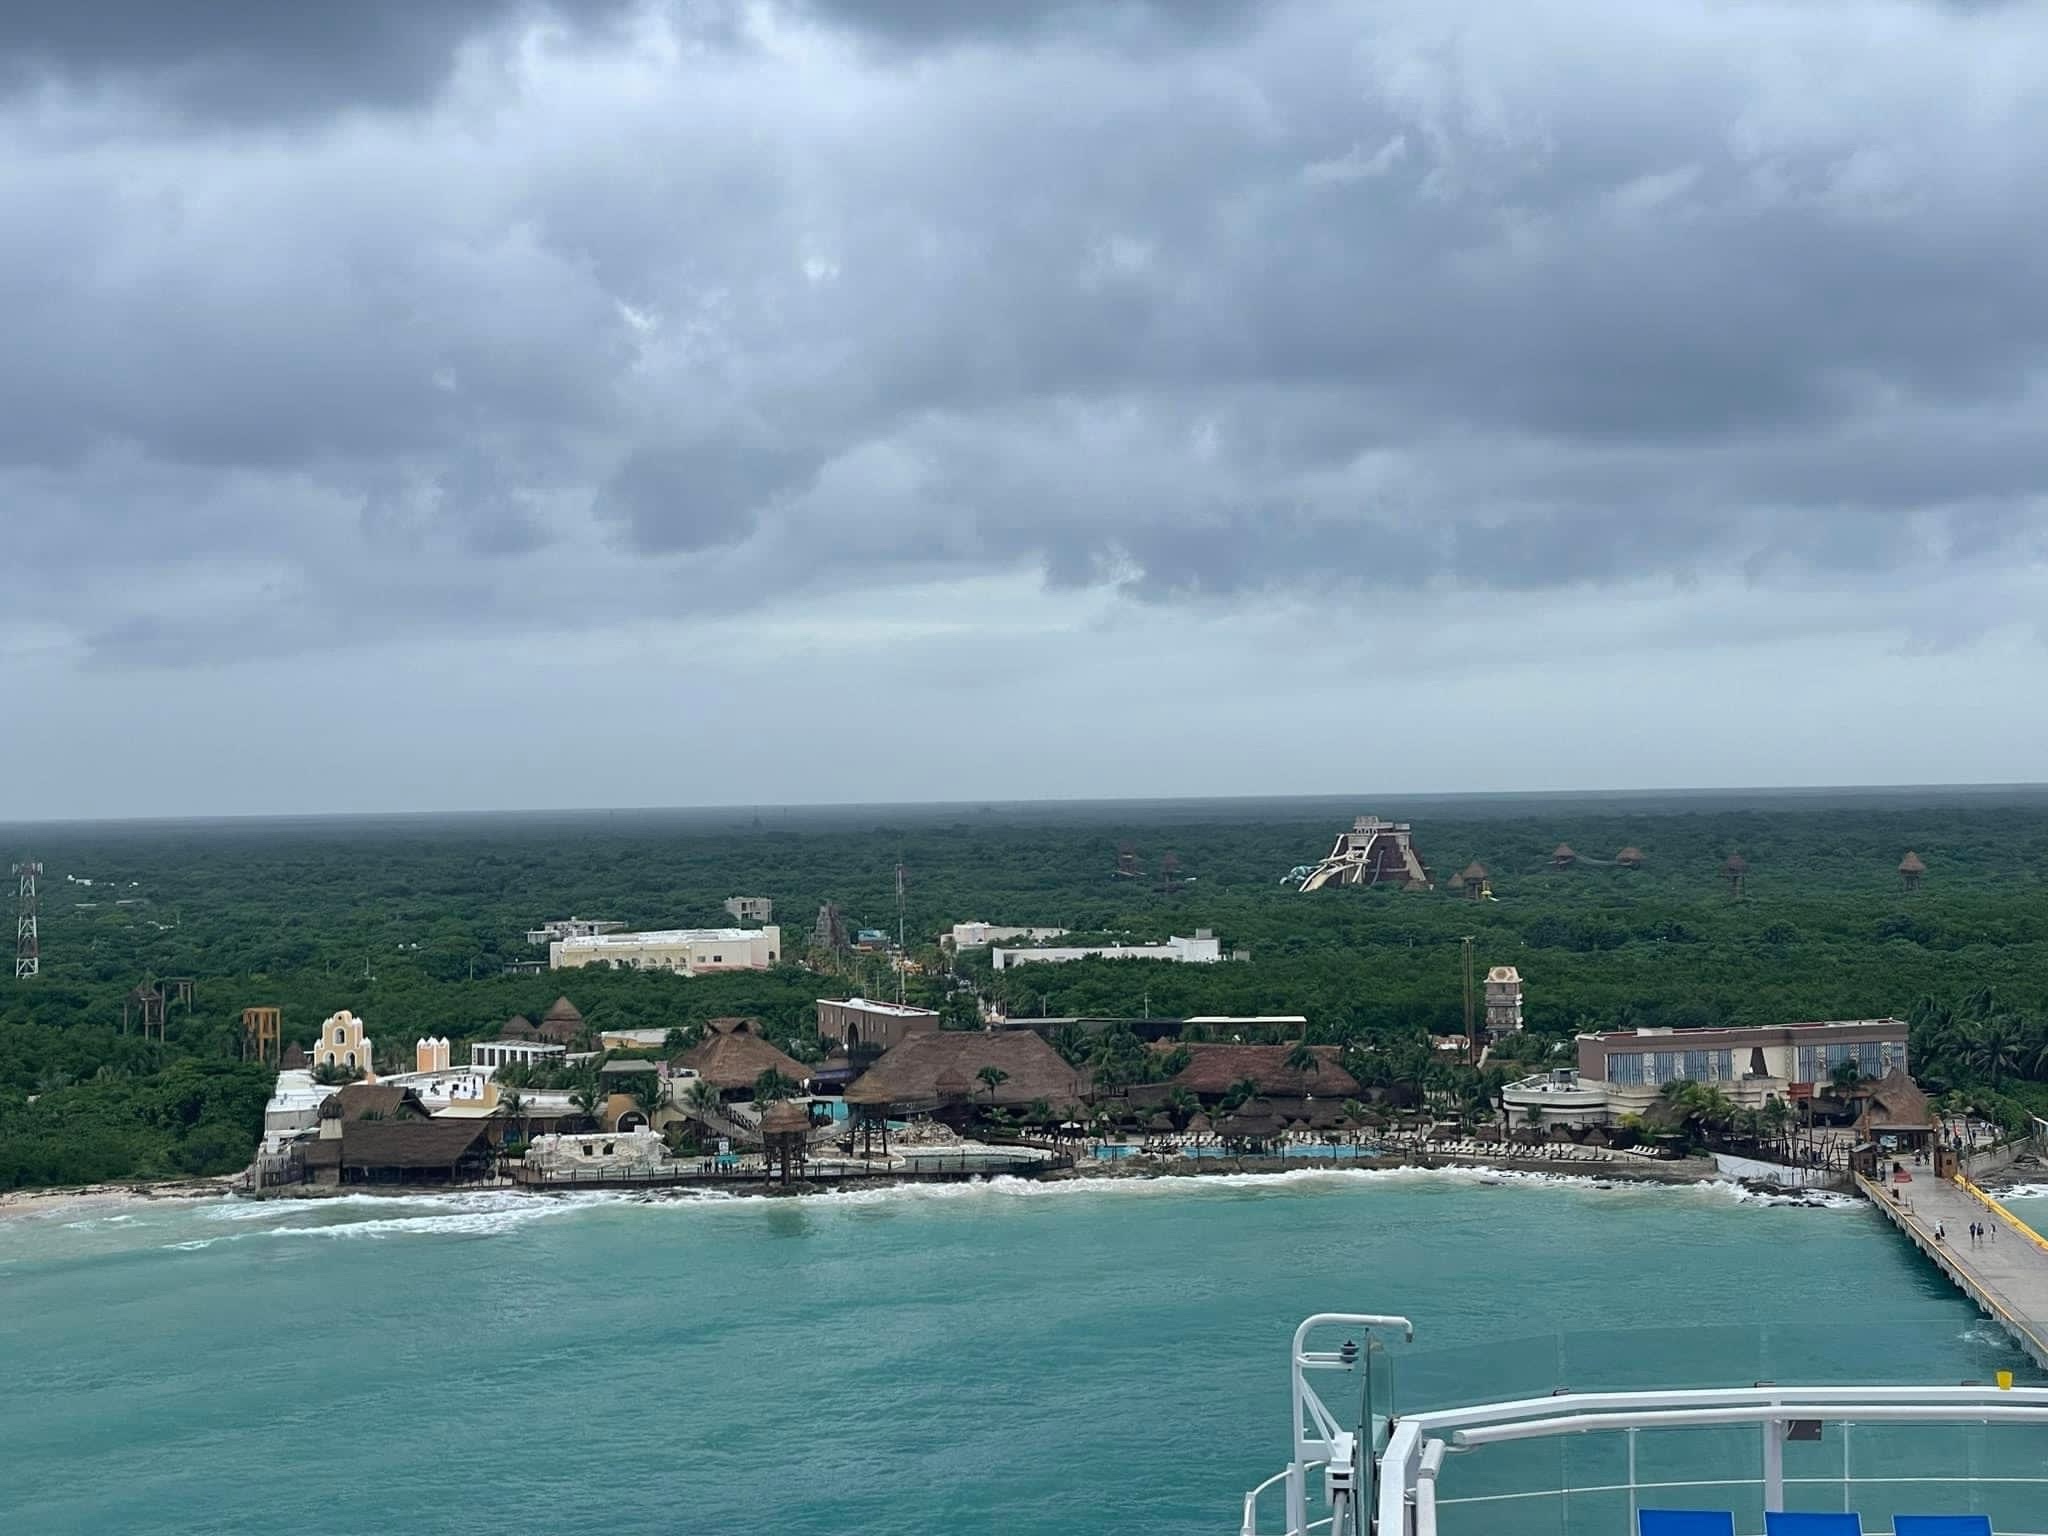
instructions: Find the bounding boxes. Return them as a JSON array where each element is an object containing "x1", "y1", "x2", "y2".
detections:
[
  {"x1": 754, "y1": 1069, "x2": 798, "y2": 1103},
  {"x1": 499, "y1": 1088, "x2": 530, "y2": 1148},
  {"x1": 628, "y1": 1071, "x2": 668, "y2": 1128},
  {"x1": 570, "y1": 1075, "x2": 607, "y2": 1129},
  {"x1": 1760, "y1": 1097, "x2": 1791, "y2": 1151},
  {"x1": 1222, "y1": 1076, "x2": 1262, "y2": 1113},
  {"x1": 1284, "y1": 1041, "x2": 1320, "y2": 1079},
  {"x1": 684, "y1": 1078, "x2": 720, "y2": 1116},
  {"x1": 1341, "y1": 1098, "x2": 1371, "y2": 1145},
  {"x1": 1166, "y1": 1086, "x2": 1200, "y2": 1130},
  {"x1": 1965, "y1": 1021, "x2": 2022, "y2": 1081},
  {"x1": 976, "y1": 1065, "x2": 1010, "y2": 1101}
]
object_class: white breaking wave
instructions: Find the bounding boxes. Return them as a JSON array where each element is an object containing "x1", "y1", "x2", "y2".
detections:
[
  {"x1": 138, "y1": 1163, "x2": 1860, "y2": 1247},
  {"x1": 1690, "y1": 1180, "x2": 1860, "y2": 1211},
  {"x1": 1989, "y1": 1182, "x2": 2048, "y2": 1202}
]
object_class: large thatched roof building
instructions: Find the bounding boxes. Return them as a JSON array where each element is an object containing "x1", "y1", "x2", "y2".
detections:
[
  {"x1": 673, "y1": 1019, "x2": 811, "y2": 1096},
  {"x1": 1158, "y1": 1043, "x2": 1358, "y2": 1102},
  {"x1": 845, "y1": 1031, "x2": 1089, "y2": 1113},
  {"x1": 304, "y1": 1119, "x2": 494, "y2": 1186}
]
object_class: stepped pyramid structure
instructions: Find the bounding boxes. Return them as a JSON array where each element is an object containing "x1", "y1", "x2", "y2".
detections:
[{"x1": 1298, "y1": 816, "x2": 1432, "y2": 891}]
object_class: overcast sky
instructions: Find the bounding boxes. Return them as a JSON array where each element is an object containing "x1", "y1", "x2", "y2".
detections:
[{"x1": 5, "y1": 0, "x2": 2047, "y2": 819}]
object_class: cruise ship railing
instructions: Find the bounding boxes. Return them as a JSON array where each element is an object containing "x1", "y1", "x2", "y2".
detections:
[{"x1": 1371, "y1": 1385, "x2": 2048, "y2": 1536}]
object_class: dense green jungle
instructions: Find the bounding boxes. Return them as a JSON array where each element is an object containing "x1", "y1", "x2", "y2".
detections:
[{"x1": 5, "y1": 788, "x2": 2048, "y2": 1188}]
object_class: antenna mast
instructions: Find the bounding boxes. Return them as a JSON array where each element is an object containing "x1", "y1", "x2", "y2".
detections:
[
  {"x1": 1461, "y1": 935, "x2": 1476, "y2": 1065},
  {"x1": 13, "y1": 858, "x2": 40, "y2": 979},
  {"x1": 895, "y1": 859, "x2": 907, "y2": 1006}
]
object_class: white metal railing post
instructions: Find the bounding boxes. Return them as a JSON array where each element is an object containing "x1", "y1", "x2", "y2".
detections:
[
  {"x1": 1840, "y1": 1422, "x2": 1851, "y2": 1514},
  {"x1": 1626, "y1": 1427, "x2": 1638, "y2": 1535},
  {"x1": 1762, "y1": 1417, "x2": 1785, "y2": 1513}
]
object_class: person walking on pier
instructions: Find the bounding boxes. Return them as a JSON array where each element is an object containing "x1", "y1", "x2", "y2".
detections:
[{"x1": 1935, "y1": 1221, "x2": 1946, "y2": 1244}]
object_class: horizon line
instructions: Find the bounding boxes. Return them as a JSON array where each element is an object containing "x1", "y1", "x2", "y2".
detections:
[{"x1": 5, "y1": 779, "x2": 2048, "y2": 831}]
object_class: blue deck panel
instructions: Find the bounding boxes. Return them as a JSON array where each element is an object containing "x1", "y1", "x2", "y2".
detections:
[
  {"x1": 1763, "y1": 1514, "x2": 1863, "y2": 1535},
  {"x1": 1638, "y1": 1512, "x2": 1737, "y2": 1536}
]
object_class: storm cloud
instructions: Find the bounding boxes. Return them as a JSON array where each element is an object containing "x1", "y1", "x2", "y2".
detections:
[{"x1": 5, "y1": 0, "x2": 2048, "y2": 815}]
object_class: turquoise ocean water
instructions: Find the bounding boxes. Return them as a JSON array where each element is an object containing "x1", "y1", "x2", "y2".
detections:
[{"x1": 0, "y1": 1169, "x2": 2030, "y2": 1535}]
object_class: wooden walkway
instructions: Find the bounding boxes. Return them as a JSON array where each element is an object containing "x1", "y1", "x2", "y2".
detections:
[{"x1": 1858, "y1": 1170, "x2": 2048, "y2": 1369}]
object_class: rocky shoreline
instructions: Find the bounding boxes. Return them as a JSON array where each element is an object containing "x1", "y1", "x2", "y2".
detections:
[{"x1": 0, "y1": 1148, "x2": 1764, "y2": 1217}]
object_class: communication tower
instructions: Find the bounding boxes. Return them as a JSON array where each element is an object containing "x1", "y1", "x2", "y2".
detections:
[
  {"x1": 12, "y1": 858, "x2": 40, "y2": 979},
  {"x1": 1723, "y1": 853, "x2": 1748, "y2": 900},
  {"x1": 1114, "y1": 843, "x2": 1143, "y2": 880},
  {"x1": 1158, "y1": 850, "x2": 1181, "y2": 895}
]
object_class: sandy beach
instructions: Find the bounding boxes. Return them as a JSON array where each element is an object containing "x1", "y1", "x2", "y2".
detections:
[{"x1": 0, "y1": 1174, "x2": 243, "y2": 1221}]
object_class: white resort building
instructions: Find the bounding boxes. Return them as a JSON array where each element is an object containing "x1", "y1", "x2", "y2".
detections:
[
  {"x1": 991, "y1": 930, "x2": 1224, "y2": 970},
  {"x1": 1503, "y1": 1018, "x2": 1912, "y2": 1130},
  {"x1": 525, "y1": 916, "x2": 626, "y2": 945},
  {"x1": 549, "y1": 925, "x2": 781, "y2": 974},
  {"x1": 469, "y1": 1039, "x2": 569, "y2": 1071},
  {"x1": 945, "y1": 921, "x2": 1069, "y2": 950},
  {"x1": 261, "y1": 1069, "x2": 331, "y2": 1147}
]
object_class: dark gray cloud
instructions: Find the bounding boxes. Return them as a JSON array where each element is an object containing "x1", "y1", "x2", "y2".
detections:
[
  {"x1": 5, "y1": 0, "x2": 2048, "y2": 683},
  {"x1": 0, "y1": 0, "x2": 638, "y2": 121},
  {"x1": 792, "y1": 0, "x2": 1263, "y2": 46}
]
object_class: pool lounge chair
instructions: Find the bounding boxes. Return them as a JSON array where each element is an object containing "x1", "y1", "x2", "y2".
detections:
[
  {"x1": 1891, "y1": 1519, "x2": 1993, "y2": 1536},
  {"x1": 1639, "y1": 1511, "x2": 1736, "y2": 1536}
]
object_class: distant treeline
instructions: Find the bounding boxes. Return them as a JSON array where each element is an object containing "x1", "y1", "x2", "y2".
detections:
[{"x1": 4, "y1": 796, "x2": 2048, "y2": 1185}]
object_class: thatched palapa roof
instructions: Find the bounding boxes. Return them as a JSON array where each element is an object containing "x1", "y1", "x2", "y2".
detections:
[
  {"x1": 1858, "y1": 1068, "x2": 1934, "y2": 1132},
  {"x1": 1222, "y1": 1097, "x2": 1286, "y2": 1140},
  {"x1": 758, "y1": 1100, "x2": 811, "y2": 1136},
  {"x1": 1461, "y1": 861, "x2": 1489, "y2": 882},
  {"x1": 1899, "y1": 851, "x2": 1928, "y2": 874},
  {"x1": 1161, "y1": 1043, "x2": 1358, "y2": 1099},
  {"x1": 1616, "y1": 847, "x2": 1644, "y2": 867},
  {"x1": 1723, "y1": 853, "x2": 1749, "y2": 874},
  {"x1": 1551, "y1": 843, "x2": 1577, "y2": 865},
  {"x1": 675, "y1": 1022, "x2": 811, "y2": 1092},
  {"x1": 535, "y1": 997, "x2": 585, "y2": 1044},
  {"x1": 845, "y1": 1031, "x2": 1088, "y2": 1108},
  {"x1": 320, "y1": 1084, "x2": 430, "y2": 1122},
  {"x1": 501, "y1": 1014, "x2": 539, "y2": 1039},
  {"x1": 304, "y1": 1119, "x2": 492, "y2": 1171}
]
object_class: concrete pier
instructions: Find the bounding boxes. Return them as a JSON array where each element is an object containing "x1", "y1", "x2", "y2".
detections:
[{"x1": 1858, "y1": 1170, "x2": 2048, "y2": 1369}]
